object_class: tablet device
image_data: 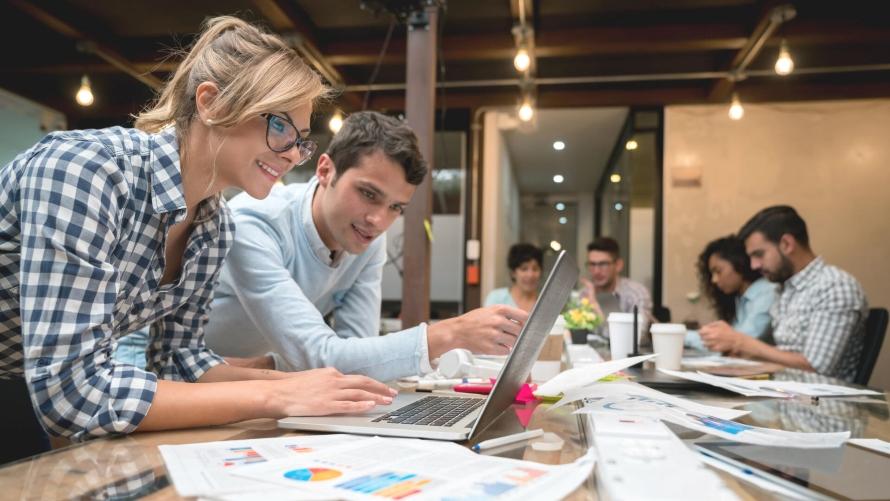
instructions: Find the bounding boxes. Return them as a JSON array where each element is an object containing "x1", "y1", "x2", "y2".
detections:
[{"x1": 694, "y1": 440, "x2": 890, "y2": 501}]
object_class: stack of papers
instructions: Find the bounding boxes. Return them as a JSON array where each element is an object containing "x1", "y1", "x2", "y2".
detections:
[
  {"x1": 558, "y1": 382, "x2": 850, "y2": 449},
  {"x1": 659, "y1": 369, "x2": 883, "y2": 398},
  {"x1": 159, "y1": 434, "x2": 596, "y2": 500}
]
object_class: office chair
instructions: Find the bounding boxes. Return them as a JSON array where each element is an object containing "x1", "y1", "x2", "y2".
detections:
[{"x1": 854, "y1": 307, "x2": 888, "y2": 386}]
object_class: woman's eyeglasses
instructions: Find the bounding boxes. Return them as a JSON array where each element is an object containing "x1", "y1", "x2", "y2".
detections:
[{"x1": 261, "y1": 113, "x2": 317, "y2": 165}]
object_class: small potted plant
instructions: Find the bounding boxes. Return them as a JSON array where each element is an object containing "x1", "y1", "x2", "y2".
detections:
[{"x1": 562, "y1": 297, "x2": 603, "y2": 344}]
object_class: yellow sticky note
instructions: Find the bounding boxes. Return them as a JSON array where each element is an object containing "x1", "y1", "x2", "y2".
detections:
[{"x1": 423, "y1": 218, "x2": 434, "y2": 242}]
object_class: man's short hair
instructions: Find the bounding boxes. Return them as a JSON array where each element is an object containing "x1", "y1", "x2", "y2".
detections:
[
  {"x1": 587, "y1": 237, "x2": 621, "y2": 260},
  {"x1": 325, "y1": 111, "x2": 428, "y2": 185},
  {"x1": 738, "y1": 205, "x2": 810, "y2": 248}
]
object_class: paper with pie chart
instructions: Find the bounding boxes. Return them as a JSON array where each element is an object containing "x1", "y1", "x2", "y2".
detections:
[
  {"x1": 233, "y1": 435, "x2": 595, "y2": 500},
  {"x1": 158, "y1": 433, "x2": 356, "y2": 497}
]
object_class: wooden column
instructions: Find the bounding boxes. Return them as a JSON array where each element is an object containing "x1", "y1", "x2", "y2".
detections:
[{"x1": 401, "y1": 3, "x2": 438, "y2": 328}]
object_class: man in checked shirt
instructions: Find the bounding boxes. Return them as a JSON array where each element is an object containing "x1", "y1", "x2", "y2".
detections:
[{"x1": 700, "y1": 205, "x2": 868, "y2": 382}]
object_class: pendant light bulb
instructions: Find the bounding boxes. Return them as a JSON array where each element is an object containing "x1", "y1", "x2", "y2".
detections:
[{"x1": 76, "y1": 75, "x2": 94, "y2": 107}]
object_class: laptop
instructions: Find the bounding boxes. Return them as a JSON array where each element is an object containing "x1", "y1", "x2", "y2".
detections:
[{"x1": 278, "y1": 250, "x2": 579, "y2": 441}]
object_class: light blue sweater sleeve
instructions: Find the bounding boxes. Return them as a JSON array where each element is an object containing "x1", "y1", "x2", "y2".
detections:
[
  {"x1": 732, "y1": 279, "x2": 777, "y2": 339},
  {"x1": 219, "y1": 217, "x2": 425, "y2": 381}
]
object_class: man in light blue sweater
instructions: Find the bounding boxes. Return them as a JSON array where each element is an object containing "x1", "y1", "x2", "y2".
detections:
[{"x1": 203, "y1": 112, "x2": 527, "y2": 382}]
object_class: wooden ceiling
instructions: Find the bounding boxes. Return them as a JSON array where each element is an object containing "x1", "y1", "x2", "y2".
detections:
[{"x1": 2, "y1": 0, "x2": 889, "y2": 129}]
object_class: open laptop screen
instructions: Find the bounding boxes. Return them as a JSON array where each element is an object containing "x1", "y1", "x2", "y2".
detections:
[{"x1": 468, "y1": 250, "x2": 579, "y2": 438}]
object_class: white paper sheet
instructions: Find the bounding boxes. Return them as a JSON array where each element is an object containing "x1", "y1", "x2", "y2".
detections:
[
  {"x1": 534, "y1": 354, "x2": 656, "y2": 398},
  {"x1": 560, "y1": 382, "x2": 748, "y2": 420},
  {"x1": 577, "y1": 390, "x2": 849, "y2": 449},
  {"x1": 159, "y1": 434, "x2": 359, "y2": 497},
  {"x1": 659, "y1": 369, "x2": 882, "y2": 398},
  {"x1": 232, "y1": 436, "x2": 596, "y2": 501},
  {"x1": 848, "y1": 438, "x2": 890, "y2": 455},
  {"x1": 681, "y1": 355, "x2": 764, "y2": 369}
]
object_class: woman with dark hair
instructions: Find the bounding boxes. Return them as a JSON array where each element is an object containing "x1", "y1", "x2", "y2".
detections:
[
  {"x1": 694, "y1": 235, "x2": 777, "y2": 351},
  {"x1": 484, "y1": 243, "x2": 543, "y2": 312}
]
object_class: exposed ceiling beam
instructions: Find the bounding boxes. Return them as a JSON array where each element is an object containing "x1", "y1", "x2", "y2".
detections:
[
  {"x1": 7, "y1": 0, "x2": 162, "y2": 90},
  {"x1": 708, "y1": 3, "x2": 795, "y2": 102},
  {"x1": 365, "y1": 80, "x2": 890, "y2": 111},
  {"x1": 251, "y1": 0, "x2": 361, "y2": 109},
  {"x1": 252, "y1": 0, "x2": 339, "y2": 84},
  {"x1": 344, "y1": 63, "x2": 890, "y2": 92}
]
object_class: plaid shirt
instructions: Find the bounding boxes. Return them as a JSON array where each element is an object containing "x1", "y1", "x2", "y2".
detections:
[
  {"x1": 771, "y1": 257, "x2": 867, "y2": 382},
  {"x1": 0, "y1": 126, "x2": 232, "y2": 440}
]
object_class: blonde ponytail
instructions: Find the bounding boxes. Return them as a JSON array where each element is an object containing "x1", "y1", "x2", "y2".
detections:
[{"x1": 135, "y1": 16, "x2": 330, "y2": 135}]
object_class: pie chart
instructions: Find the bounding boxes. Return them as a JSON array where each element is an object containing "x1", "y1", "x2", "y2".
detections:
[{"x1": 284, "y1": 467, "x2": 343, "y2": 482}]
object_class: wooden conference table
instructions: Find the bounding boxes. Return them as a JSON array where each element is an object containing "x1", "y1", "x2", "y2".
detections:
[{"x1": 0, "y1": 358, "x2": 887, "y2": 499}]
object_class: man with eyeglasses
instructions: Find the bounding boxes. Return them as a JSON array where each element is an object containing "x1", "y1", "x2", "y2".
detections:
[
  {"x1": 579, "y1": 237, "x2": 653, "y2": 325},
  {"x1": 200, "y1": 112, "x2": 528, "y2": 381}
]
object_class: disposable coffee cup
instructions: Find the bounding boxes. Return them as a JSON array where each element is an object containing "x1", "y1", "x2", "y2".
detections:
[
  {"x1": 650, "y1": 323, "x2": 686, "y2": 370},
  {"x1": 607, "y1": 312, "x2": 644, "y2": 360}
]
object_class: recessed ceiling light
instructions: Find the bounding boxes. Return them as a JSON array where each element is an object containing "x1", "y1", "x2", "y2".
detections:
[
  {"x1": 552, "y1": 141, "x2": 565, "y2": 151},
  {"x1": 552, "y1": 174, "x2": 564, "y2": 183},
  {"x1": 610, "y1": 173, "x2": 622, "y2": 183},
  {"x1": 555, "y1": 202, "x2": 565, "y2": 211},
  {"x1": 614, "y1": 202, "x2": 624, "y2": 211},
  {"x1": 625, "y1": 139, "x2": 638, "y2": 151},
  {"x1": 550, "y1": 240, "x2": 562, "y2": 251},
  {"x1": 559, "y1": 216, "x2": 568, "y2": 224}
]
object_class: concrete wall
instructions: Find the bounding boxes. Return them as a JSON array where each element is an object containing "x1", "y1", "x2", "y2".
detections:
[{"x1": 663, "y1": 98, "x2": 890, "y2": 389}]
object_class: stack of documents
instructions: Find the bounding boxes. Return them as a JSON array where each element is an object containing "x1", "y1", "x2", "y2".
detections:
[
  {"x1": 557, "y1": 382, "x2": 851, "y2": 449},
  {"x1": 159, "y1": 434, "x2": 596, "y2": 500},
  {"x1": 658, "y1": 369, "x2": 883, "y2": 398}
]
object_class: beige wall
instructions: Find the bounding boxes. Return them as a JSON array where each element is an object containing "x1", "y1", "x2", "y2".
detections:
[
  {"x1": 481, "y1": 112, "x2": 521, "y2": 299},
  {"x1": 663, "y1": 98, "x2": 890, "y2": 389}
]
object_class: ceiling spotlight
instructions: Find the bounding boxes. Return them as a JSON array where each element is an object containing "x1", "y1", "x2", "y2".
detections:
[
  {"x1": 555, "y1": 202, "x2": 565, "y2": 211},
  {"x1": 552, "y1": 140, "x2": 565, "y2": 151},
  {"x1": 518, "y1": 100, "x2": 535, "y2": 122},
  {"x1": 625, "y1": 139, "x2": 638, "y2": 151},
  {"x1": 614, "y1": 202, "x2": 624, "y2": 211},
  {"x1": 775, "y1": 39, "x2": 794, "y2": 76},
  {"x1": 75, "y1": 75, "x2": 94, "y2": 107},
  {"x1": 552, "y1": 174, "x2": 564, "y2": 184},
  {"x1": 328, "y1": 111, "x2": 344, "y2": 133},
  {"x1": 610, "y1": 173, "x2": 622, "y2": 183},
  {"x1": 729, "y1": 92, "x2": 745, "y2": 120},
  {"x1": 550, "y1": 240, "x2": 562, "y2": 252},
  {"x1": 558, "y1": 216, "x2": 568, "y2": 225},
  {"x1": 513, "y1": 48, "x2": 530, "y2": 72}
]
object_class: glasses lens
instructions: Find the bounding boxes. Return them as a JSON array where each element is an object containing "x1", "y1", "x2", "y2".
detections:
[
  {"x1": 295, "y1": 141, "x2": 318, "y2": 165},
  {"x1": 266, "y1": 114, "x2": 298, "y2": 152}
]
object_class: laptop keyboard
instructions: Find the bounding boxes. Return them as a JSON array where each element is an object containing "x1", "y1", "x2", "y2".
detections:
[{"x1": 371, "y1": 396, "x2": 484, "y2": 427}]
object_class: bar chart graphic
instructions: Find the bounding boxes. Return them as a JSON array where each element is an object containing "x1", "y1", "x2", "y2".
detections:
[
  {"x1": 283, "y1": 467, "x2": 343, "y2": 482},
  {"x1": 221, "y1": 446, "x2": 266, "y2": 468},
  {"x1": 284, "y1": 443, "x2": 314, "y2": 454},
  {"x1": 336, "y1": 471, "x2": 435, "y2": 499}
]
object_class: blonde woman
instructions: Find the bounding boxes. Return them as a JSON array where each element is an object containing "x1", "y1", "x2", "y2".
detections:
[{"x1": 0, "y1": 16, "x2": 393, "y2": 464}]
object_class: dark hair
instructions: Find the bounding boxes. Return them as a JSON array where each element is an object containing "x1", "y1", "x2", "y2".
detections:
[
  {"x1": 738, "y1": 205, "x2": 809, "y2": 248},
  {"x1": 325, "y1": 111, "x2": 427, "y2": 185},
  {"x1": 508, "y1": 243, "x2": 543, "y2": 272},
  {"x1": 587, "y1": 237, "x2": 620, "y2": 260},
  {"x1": 697, "y1": 235, "x2": 762, "y2": 322}
]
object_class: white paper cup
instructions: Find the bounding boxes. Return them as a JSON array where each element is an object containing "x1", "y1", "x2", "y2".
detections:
[
  {"x1": 650, "y1": 323, "x2": 687, "y2": 370},
  {"x1": 607, "y1": 312, "x2": 644, "y2": 360}
]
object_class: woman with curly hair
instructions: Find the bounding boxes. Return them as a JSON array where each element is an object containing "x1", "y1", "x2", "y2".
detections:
[{"x1": 693, "y1": 235, "x2": 777, "y2": 351}]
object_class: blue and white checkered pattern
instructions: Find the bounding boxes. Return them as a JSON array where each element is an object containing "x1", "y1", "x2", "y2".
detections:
[
  {"x1": 0, "y1": 126, "x2": 232, "y2": 440},
  {"x1": 772, "y1": 257, "x2": 868, "y2": 382}
]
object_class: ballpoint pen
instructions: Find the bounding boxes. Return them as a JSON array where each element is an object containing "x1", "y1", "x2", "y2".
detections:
[{"x1": 472, "y1": 428, "x2": 544, "y2": 452}]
